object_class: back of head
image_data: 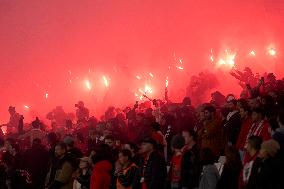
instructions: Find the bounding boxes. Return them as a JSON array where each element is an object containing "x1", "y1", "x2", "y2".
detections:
[
  {"x1": 204, "y1": 105, "x2": 216, "y2": 114},
  {"x1": 277, "y1": 108, "x2": 284, "y2": 127},
  {"x1": 248, "y1": 135, "x2": 262, "y2": 151},
  {"x1": 171, "y1": 134, "x2": 185, "y2": 150},
  {"x1": 91, "y1": 143, "x2": 112, "y2": 164},
  {"x1": 200, "y1": 148, "x2": 216, "y2": 165}
]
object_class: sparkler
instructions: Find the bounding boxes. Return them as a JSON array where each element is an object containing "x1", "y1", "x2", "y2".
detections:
[
  {"x1": 136, "y1": 75, "x2": 141, "y2": 80},
  {"x1": 210, "y1": 49, "x2": 214, "y2": 62},
  {"x1": 268, "y1": 48, "x2": 276, "y2": 56},
  {"x1": 24, "y1": 105, "x2": 30, "y2": 109},
  {"x1": 165, "y1": 76, "x2": 169, "y2": 88},
  {"x1": 85, "y1": 79, "x2": 92, "y2": 90},
  {"x1": 45, "y1": 93, "x2": 49, "y2": 99},
  {"x1": 144, "y1": 84, "x2": 153, "y2": 94},
  {"x1": 249, "y1": 50, "x2": 256, "y2": 56},
  {"x1": 176, "y1": 66, "x2": 184, "y2": 70},
  {"x1": 102, "y1": 76, "x2": 109, "y2": 87},
  {"x1": 149, "y1": 73, "x2": 154, "y2": 78},
  {"x1": 217, "y1": 50, "x2": 236, "y2": 68}
]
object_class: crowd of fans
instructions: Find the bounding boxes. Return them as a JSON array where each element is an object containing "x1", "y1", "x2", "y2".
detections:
[{"x1": 0, "y1": 70, "x2": 284, "y2": 189}]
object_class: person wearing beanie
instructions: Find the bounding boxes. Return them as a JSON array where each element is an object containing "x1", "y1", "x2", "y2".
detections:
[
  {"x1": 247, "y1": 139, "x2": 283, "y2": 189},
  {"x1": 167, "y1": 135, "x2": 185, "y2": 189}
]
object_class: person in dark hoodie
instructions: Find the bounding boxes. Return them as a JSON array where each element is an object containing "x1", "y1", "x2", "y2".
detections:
[
  {"x1": 24, "y1": 138, "x2": 49, "y2": 189},
  {"x1": 224, "y1": 99, "x2": 242, "y2": 146},
  {"x1": 273, "y1": 108, "x2": 284, "y2": 158},
  {"x1": 45, "y1": 142, "x2": 76, "y2": 189},
  {"x1": 133, "y1": 138, "x2": 167, "y2": 189}
]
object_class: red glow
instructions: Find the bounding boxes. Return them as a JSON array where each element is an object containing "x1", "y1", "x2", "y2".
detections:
[{"x1": 0, "y1": 1, "x2": 284, "y2": 122}]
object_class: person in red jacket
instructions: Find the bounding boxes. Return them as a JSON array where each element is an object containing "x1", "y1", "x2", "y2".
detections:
[
  {"x1": 236, "y1": 105, "x2": 252, "y2": 157},
  {"x1": 90, "y1": 144, "x2": 113, "y2": 189}
]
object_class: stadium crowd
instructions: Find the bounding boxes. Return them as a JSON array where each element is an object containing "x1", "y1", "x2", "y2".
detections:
[{"x1": 0, "y1": 69, "x2": 284, "y2": 189}]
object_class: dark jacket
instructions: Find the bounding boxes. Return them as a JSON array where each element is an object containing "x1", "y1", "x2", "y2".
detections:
[
  {"x1": 246, "y1": 157, "x2": 284, "y2": 189},
  {"x1": 45, "y1": 154, "x2": 76, "y2": 189},
  {"x1": 273, "y1": 128, "x2": 284, "y2": 158},
  {"x1": 181, "y1": 144, "x2": 202, "y2": 189},
  {"x1": 223, "y1": 111, "x2": 242, "y2": 145},
  {"x1": 133, "y1": 151, "x2": 167, "y2": 189},
  {"x1": 216, "y1": 164, "x2": 241, "y2": 189},
  {"x1": 24, "y1": 144, "x2": 49, "y2": 189}
]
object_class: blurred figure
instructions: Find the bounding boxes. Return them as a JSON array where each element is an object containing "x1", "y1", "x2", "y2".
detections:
[
  {"x1": 168, "y1": 135, "x2": 185, "y2": 189},
  {"x1": 45, "y1": 142, "x2": 75, "y2": 189},
  {"x1": 75, "y1": 101, "x2": 89, "y2": 124},
  {"x1": 247, "y1": 139, "x2": 282, "y2": 189},
  {"x1": 115, "y1": 149, "x2": 138, "y2": 189},
  {"x1": 273, "y1": 108, "x2": 284, "y2": 158},
  {"x1": 216, "y1": 146, "x2": 242, "y2": 189},
  {"x1": 241, "y1": 136, "x2": 262, "y2": 188},
  {"x1": 6, "y1": 106, "x2": 21, "y2": 134},
  {"x1": 198, "y1": 148, "x2": 220, "y2": 189},
  {"x1": 198, "y1": 105, "x2": 223, "y2": 157},
  {"x1": 133, "y1": 138, "x2": 167, "y2": 189},
  {"x1": 24, "y1": 138, "x2": 49, "y2": 189},
  {"x1": 90, "y1": 144, "x2": 113, "y2": 189},
  {"x1": 181, "y1": 129, "x2": 201, "y2": 189},
  {"x1": 73, "y1": 157, "x2": 92, "y2": 189}
]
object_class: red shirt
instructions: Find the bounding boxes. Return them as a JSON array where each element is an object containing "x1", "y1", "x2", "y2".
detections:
[
  {"x1": 236, "y1": 118, "x2": 252, "y2": 150},
  {"x1": 170, "y1": 153, "x2": 183, "y2": 182},
  {"x1": 90, "y1": 160, "x2": 113, "y2": 189}
]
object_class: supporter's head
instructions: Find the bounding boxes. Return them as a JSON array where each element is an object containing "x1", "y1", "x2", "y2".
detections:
[
  {"x1": 182, "y1": 97, "x2": 192, "y2": 106},
  {"x1": 171, "y1": 134, "x2": 185, "y2": 151},
  {"x1": 115, "y1": 139, "x2": 122, "y2": 149},
  {"x1": 277, "y1": 108, "x2": 284, "y2": 128},
  {"x1": 251, "y1": 108, "x2": 265, "y2": 123},
  {"x1": 240, "y1": 90, "x2": 249, "y2": 99},
  {"x1": 226, "y1": 99, "x2": 237, "y2": 111},
  {"x1": 151, "y1": 122, "x2": 161, "y2": 132},
  {"x1": 79, "y1": 157, "x2": 91, "y2": 170},
  {"x1": 182, "y1": 129, "x2": 197, "y2": 146},
  {"x1": 259, "y1": 139, "x2": 280, "y2": 159},
  {"x1": 104, "y1": 135, "x2": 115, "y2": 148},
  {"x1": 139, "y1": 138, "x2": 157, "y2": 155},
  {"x1": 55, "y1": 142, "x2": 67, "y2": 158},
  {"x1": 260, "y1": 95, "x2": 274, "y2": 108},
  {"x1": 220, "y1": 107, "x2": 230, "y2": 121},
  {"x1": 267, "y1": 73, "x2": 276, "y2": 83},
  {"x1": 245, "y1": 135, "x2": 262, "y2": 156},
  {"x1": 75, "y1": 101, "x2": 85, "y2": 108},
  {"x1": 32, "y1": 119, "x2": 40, "y2": 129},
  {"x1": 4, "y1": 138, "x2": 18, "y2": 154},
  {"x1": 32, "y1": 138, "x2": 42, "y2": 148},
  {"x1": 200, "y1": 148, "x2": 216, "y2": 165},
  {"x1": 8, "y1": 106, "x2": 16, "y2": 115},
  {"x1": 204, "y1": 105, "x2": 216, "y2": 121},
  {"x1": 91, "y1": 144, "x2": 112, "y2": 165},
  {"x1": 118, "y1": 149, "x2": 132, "y2": 166},
  {"x1": 239, "y1": 104, "x2": 251, "y2": 120},
  {"x1": 47, "y1": 132, "x2": 58, "y2": 145},
  {"x1": 124, "y1": 142, "x2": 138, "y2": 156},
  {"x1": 225, "y1": 146, "x2": 242, "y2": 168},
  {"x1": 63, "y1": 136, "x2": 75, "y2": 150},
  {"x1": 248, "y1": 98, "x2": 260, "y2": 109}
]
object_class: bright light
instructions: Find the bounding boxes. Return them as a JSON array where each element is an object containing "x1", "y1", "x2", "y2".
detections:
[
  {"x1": 85, "y1": 79, "x2": 92, "y2": 90},
  {"x1": 45, "y1": 93, "x2": 49, "y2": 99},
  {"x1": 249, "y1": 51, "x2": 256, "y2": 56},
  {"x1": 165, "y1": 76, "x2": 169, "y2": 87},
  {"x1": 179, "y1": 59, "x2": 183, "y2": 64},
  {"x1": 136, "y1": 75, "x2": 141, "y2": 80},
  {"x1": 102, "y1": 76, "x2": 109, "y2": 87},
  {"x1": 144, "y1": 84, "x2": 153, "y2": 94},
  {"x1": 268, "y1": 48, "x2": 276, "y2": 56},
  {"x1": 217, "y1": 51, "x2": 236, "y2": 69},
  {"x1": 176, "y1": 66, "x2": 184, "y2": 70},
  {"x1": 210, "y1": 49, "x2": 214, "y2": 62},
  {"x1": 24, "y1": 105, "x2": 30, "y2": 109},
  {"x1": 149, "y1": 73, "x2": 154, "y2": 78}
]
